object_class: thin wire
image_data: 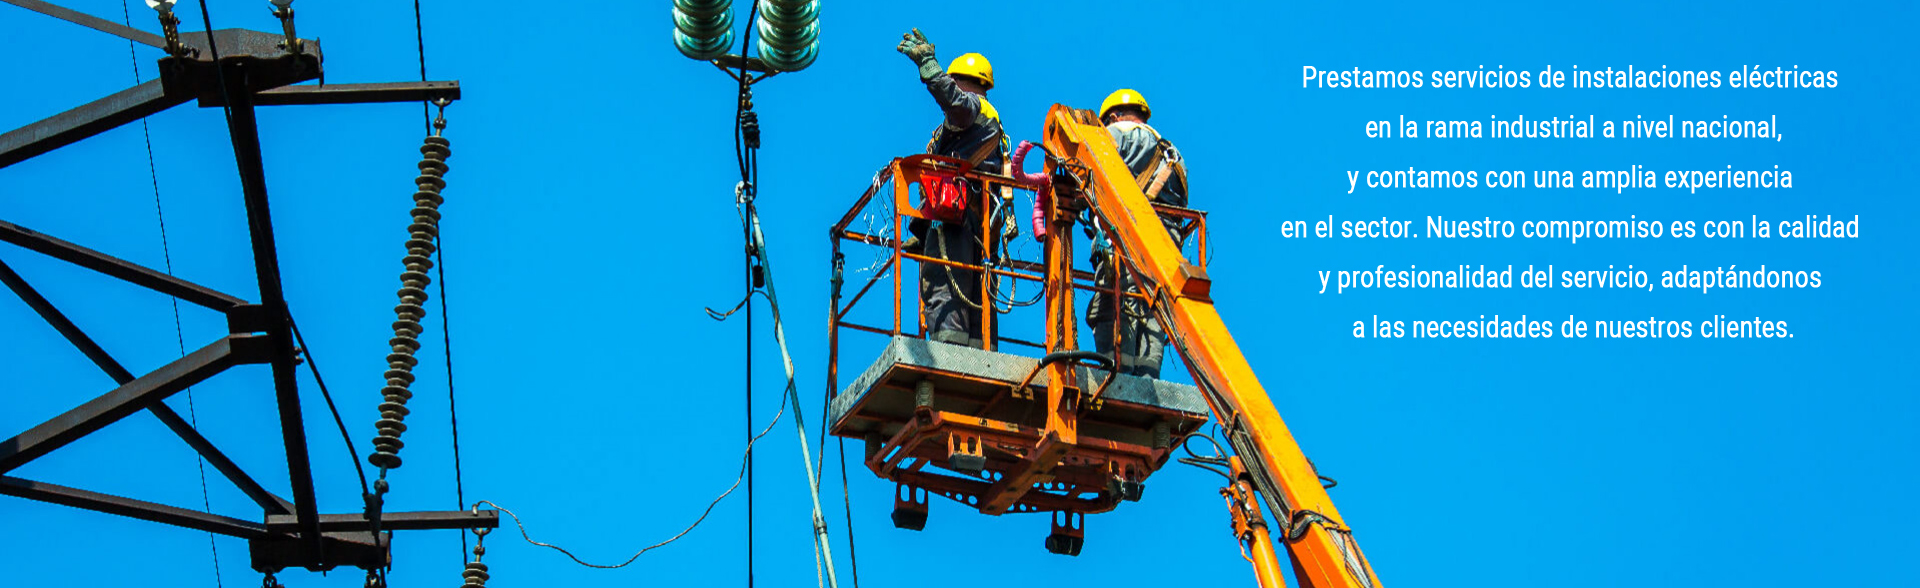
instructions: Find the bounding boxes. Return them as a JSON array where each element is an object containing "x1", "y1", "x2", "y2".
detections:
[
  {"x1": 814, "y1": 365, "x2": 829, "y2": 482},
  {"x1": 474, "y1": 380, "x2": 793, "y2": 568},
  {"x1": 744, "y1": 191, "x2": 755, "y2": 588},
  {"x1": 730, "y1": 11, "x2": 759, "y2": 588},
  {"x1": 288, "y1": 317, "x2": 370, "y2": 495},
  {"x1": 413, "y1": 0, "x2": 430, "y2": 134},
  {"x1": 741, "y1": 200, "x2": 842, "y2": 588},
  {"x1": 836, "y1": 437, "x2": 860, "y2": 588},
  {"x1": 704, "y1": 289, "x2": 765, "y2": 321},
  {"x1": 193, "y1": 0, "x2": 232, "y2": 126},
  {"x1": 409, "y1": 0, "x2": 466, "y2": 562},
  {"x1": 184, "y1": 4, "x2": 240, "y2": 584},
  {"x1": 436, "y1": 235, "x2": 468, "y2": 558},
  {"x1": 122, "y1": 0, "x2": 221, "y2": 585}
]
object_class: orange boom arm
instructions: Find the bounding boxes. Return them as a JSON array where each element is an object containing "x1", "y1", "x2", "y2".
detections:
[{"x1": 1041, "y1": 105, "x2": 1383, "y2": 588}]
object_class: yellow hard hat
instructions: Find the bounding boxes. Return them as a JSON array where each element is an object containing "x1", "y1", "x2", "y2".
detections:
[
  {"x1": 947, "y1": 53, "x2": 994, "y2": 90},
  {"x1": 1100, "y1": 89, "x2": 1151, "y2": 120}
]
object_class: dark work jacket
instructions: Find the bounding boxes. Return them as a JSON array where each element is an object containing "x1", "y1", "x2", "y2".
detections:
[
  {"x1": 1088, "y1": 120, "x2": 1189, "y2": 255},
  {"x1": 1107, "y1": 120, "x2": 1187, "y2": 209},
  {"x1": 923, "y1": 72, "x2": 1006, "y2": 173}
]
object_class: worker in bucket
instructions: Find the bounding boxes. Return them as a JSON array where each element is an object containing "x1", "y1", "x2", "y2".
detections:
[
  {"x1": 1085, "y1": 89, "x2": 1189, "y2": 377},
  {"x1": 897, "y1": 28, "x2": 1006, "y2": 348}
]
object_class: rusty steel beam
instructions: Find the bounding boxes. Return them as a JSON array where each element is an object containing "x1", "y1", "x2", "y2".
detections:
[
  {"x1": 0, "y1": 257, "x2": 132, "y2": 382},
  {"x1": 0, "y1": 258, "x2": 291, "y2": 514},
  {"x1": 0, "y1": 476, "x2": 271, "y2": 539},
  {"x1": 0, "y1": 220, "x2": 249, "y2": 311},
  {"x1": 218, "y1": 62, "x2": 323, "y2": 560},
  {"x1": 251, "y1": 531, "x2": 389, "y2": 573},
  {"x1": 0, "y1": 334, "x2": 271, "y2": 474},
  {"x1": 0, "y1": 0, "x2": 166, "y2": 48},
  {"x1": 0, "y1": 79, "x2": 188, "y2": 169},
  {"x1": 264, "y1": 509, "x2": 499, "y2": 534},
  {"x1": 0, "y1": 26, "x2": 324, "y2": 170},
  {"x1": 229, "y1": 81, "x2": 462, "y2": 107},
  {"x1": 148, "y1": 403, "x2": 295, "y2": 515}
]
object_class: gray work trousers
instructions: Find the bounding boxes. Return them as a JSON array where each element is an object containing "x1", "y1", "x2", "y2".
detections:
[
  {"x1": 921, "y1": 215, "x2": 982, "y2": 347},
  {"x1": 1087, "y1": 249, "x2": 1167, "y2": 378},
  {"x1": 1086, "y1": 221, "x2": 1184, "y2": 378}
]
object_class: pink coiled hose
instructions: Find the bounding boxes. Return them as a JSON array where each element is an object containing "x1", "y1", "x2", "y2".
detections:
[{"x1": 1011, "y1": 140, "x2": 1050, "y2": 241}]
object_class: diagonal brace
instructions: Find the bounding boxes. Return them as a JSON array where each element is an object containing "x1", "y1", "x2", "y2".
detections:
[
  {"x1": 0, "y1": 0, "x2": 166, "y2": 48},
  {"x1": 0, "y1": 475, "x2": 269, "y2": 539},
  {"x1": 0, "y1": 258, "x2": 290, "y2": 513},
  {"x1": 0, "y1": 334, "x2": 272, "y2": 474},
  {"x1": 0, "y1": 79, "x2": 188, "y2": 169},
  {"x1": 0, "y1": 219, "x2": 247, "y2": 311}
]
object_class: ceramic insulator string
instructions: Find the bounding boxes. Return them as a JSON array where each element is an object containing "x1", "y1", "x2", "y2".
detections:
[{"x1": 370, "y1": 134, "x2": 452, "y2": 472}]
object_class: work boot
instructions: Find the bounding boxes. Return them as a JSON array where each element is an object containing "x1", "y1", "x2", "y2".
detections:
[
  {"x1": 928, "y1": 330, "x2": 987, "y2": 350},
  {"x1": 903, "y1": 218, "x2": 930, "y2": 254},
  {"x1": 929, "y1": 329, "x2": 970, "y2": 346}
]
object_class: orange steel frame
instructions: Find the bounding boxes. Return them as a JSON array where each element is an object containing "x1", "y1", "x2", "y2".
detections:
[
  {"x1": 826, "y1": 155, "x2": 1207, "y2": 529},
  {"x1": 1040, "y1": 105, "x2": 1383, "y2": 588},
  {"x1": 827, "y1": 156, "x2": 1208, "y2": 357},
  {"x1": 824, "y1": 119, "x2": 1374, "y2": 583}
]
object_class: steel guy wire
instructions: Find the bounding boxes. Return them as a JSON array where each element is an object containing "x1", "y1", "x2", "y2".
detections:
[{"x1": 740, "y1": 199, "x2": 841, "y2": 588}]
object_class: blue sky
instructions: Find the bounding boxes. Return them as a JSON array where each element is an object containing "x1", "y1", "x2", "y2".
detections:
[{"x1": 1, "y1": 0, "x2": 1914, "y2": 586}]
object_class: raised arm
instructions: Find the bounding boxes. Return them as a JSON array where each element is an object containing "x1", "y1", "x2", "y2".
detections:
[{"x1": 896, "y1": 28, "x2": 978, "y2": 130}]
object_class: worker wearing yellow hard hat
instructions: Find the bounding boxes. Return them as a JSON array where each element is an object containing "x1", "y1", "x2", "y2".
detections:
[
  {"x1": 1099, "y1": 89, "x2": 1149, "y2": 122},
  {"x1": 1086, "y1": 88, "x2": 1190, "y2": 378},
  {"x1": 945, "y1": 51, "x2": 994, "y2": 90},
  {"x1": 895, "y1": 29, "x2": 1008, "y2": 349}
]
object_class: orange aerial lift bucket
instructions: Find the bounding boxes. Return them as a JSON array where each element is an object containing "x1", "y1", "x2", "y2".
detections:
[{"x1": 825, "y1": 154, "x2": 1210, "y2": 555}]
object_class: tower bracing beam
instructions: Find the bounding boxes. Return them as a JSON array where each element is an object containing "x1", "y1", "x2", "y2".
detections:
[{"x1": 0, "y1": 335, "x2": 272, "y2": 474}]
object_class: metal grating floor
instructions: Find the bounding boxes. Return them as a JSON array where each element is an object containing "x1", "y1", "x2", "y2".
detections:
[{"x1": 828, "y1": 336, "x2": 1210, "y2": 449}]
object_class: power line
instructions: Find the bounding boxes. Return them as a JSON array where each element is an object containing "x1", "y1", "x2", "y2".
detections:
[
  {"x1": 121, "y1": 0, "x2": 222, "y2": 586},
  {"x1": 731, "y1": 10, "x2": 758, "y2": 588},
  {"x1": 413, "y1": 0, "x2": 430, "y2": 134},
  {"x1": 438, "y1": 237, "x2": 467, "y2": 560},
  {"x1": 837, "y1": 438, "x2": 860, "y2": 588},
  {"x1": 477, "y1": 370, "x2": 795, "y2": 568},
  {"x1": 407, "y1": 0, "x2": 469, "y2": 562}
]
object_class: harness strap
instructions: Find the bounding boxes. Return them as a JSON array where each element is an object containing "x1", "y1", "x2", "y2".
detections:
[
  {"x1": 962, "y1": 132, "x2": 1001, "y2": 168},
  {"x1": 1142, "y1": 139, "x2": 1184, "y2": 200},
  {"x1": 928, "y1": 96, "x2": 1006, "y2": 171},
  {"x1": 1133, "y1": 144, "x2": 1163, "y2": 190}
]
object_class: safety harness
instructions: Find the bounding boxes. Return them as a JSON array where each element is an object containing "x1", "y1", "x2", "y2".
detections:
[
  {"x1": 926, "y1": 97, "x2": 1007, "y2": 169},
  {"x1": 1082, "y1": 122, "x2": 1189, "y2": 249},
  {"x1": 920, "y1": 97, "x2": 1007, "y2": 222},
  {"x1": 1124, "y1": 122, "x2": 1188, "y2": 204}
]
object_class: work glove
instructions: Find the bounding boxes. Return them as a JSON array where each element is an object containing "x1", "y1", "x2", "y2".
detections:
[{"x1": 896, "y1": 28, "x2": 943, "y2": 82}]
